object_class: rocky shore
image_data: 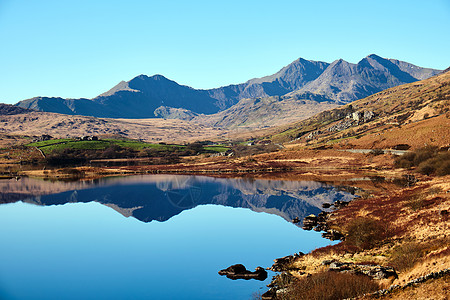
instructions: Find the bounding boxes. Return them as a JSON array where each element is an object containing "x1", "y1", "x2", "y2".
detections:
[{"x1": 258, "y1": 173, "x2": 449, "y2": 299}]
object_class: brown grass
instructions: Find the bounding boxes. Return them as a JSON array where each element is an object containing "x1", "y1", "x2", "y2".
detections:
[
  {"x1": 389, "y1": 242, "x2": 427, "y2": 272},
  {"x1": 366, "y1": 274, "x2": 450, "y2": 300},
  {"x1": 283, "y1": 272, "x2": 380, "y2": 300},
  {"x1": 0, "y1": 112, "x2": 231, "y2": 144}
]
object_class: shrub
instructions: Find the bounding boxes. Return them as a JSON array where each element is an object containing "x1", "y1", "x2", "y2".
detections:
[
  {"x1": 284, "y1": 272, "x2": 380, "y2": 300},
  {"x1": 436, "y1": 159, "x2": 450, "y2": 176},
  {"x1": 393, "y1": 144, "x2": 411, "y2": 150},
  {"x1": 370, "y1": 149, "x2": 384, "y2": 156},
  {"x1": 389, "y1": 242, "x2": 426, "y2": 272},
  {"x1": 232, "y1": 144, "x2": 279, "y2": 157},
  {"x1": 428, "y1": 187, "x2": 443, "y2": 195},
  {"x1": 394, "y1": 146, "x2": 450, "y2": 176},
  {"x1": 406, "y1": 193, "x2": 425, "y2": 211},
  {"x1": 345, "y1": 217, "x2": 385, "y2": 250},
  {"x1": 395, "y1": 152, "x2": 415, "y2": 168},
  {"x1": 417, "y1": 161, "x2": 436, "y2": 175},
  {"x1": 412, "y1": 146, "x2": 438, "y2": 165},
  {"x1": 57, "y1": 168, "x2": 85, "y2": 178}
]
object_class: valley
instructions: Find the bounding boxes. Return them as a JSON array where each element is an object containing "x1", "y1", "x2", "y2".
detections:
[{"x1": 0, "y1": 58, "x2": 449, "y2": 300}]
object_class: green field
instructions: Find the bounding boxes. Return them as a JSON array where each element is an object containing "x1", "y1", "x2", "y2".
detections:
[
  {"x1": 203, "y1": 145, "x2": 230, "y2": 152},
  {"x1": 26, "y1": 139, "x2": 228, "y2": 155}
]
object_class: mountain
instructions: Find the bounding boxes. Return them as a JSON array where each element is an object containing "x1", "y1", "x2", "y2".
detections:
[
  {"x1": 290, "y1": 54, "x2": 429, "y2": 102},
  {"x1": 15, "y1": 55, "x2": 441, "y2": 119},
  {"x1": 206, "y1": 58, "x2": 330, "y2": 109},
  {"x1": 17, "y1": 75, "x2": 219, "y2": 118},
  {"x1": 270, "y1": 67, "x2": 450, "y2": 148}
]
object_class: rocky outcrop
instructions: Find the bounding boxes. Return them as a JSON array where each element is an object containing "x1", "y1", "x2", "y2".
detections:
[
  {"x1": 362, "y1": 268, "x2": 450, "y2": 298},
  {"x1": 302, "y1": 214, "x2": 319, "y2": 230},
  {"x1": 333, "y1": 200, "x2": 349, "y2": 209},
  {"x1": 324, "y1": 261, "x2": 397, "y2": 280},
  {"x1": 302, "y1": 211, "x2": 330, "y2": 231},
  {"x1": 270, "y1": 253, "x2": 304, "y2": 272},
  {"x1": 262, "y1": 272, "x2": 296, "y2": 300},
  {"x1": 326, "y1": 110, "x2": 375, "y2": 134},
  {"x1": 218, "y1": 264, "x2": 267, "y2": 280},
  {"x1": 351, "y1": 110, "x2": 375, "y2": 123},
  {"x1": 301, "y1": 212, "x2": 345, "y2": 240},
  {"x1": 302, "y1": 200, "x2": 349, "y2": 240},
  {"x1": 321, "y1": 229, "x2": 345, "y2": 241}
]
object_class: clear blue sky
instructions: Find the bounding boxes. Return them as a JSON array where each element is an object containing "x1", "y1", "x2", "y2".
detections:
[{"x1": 1, "y1": 0, "x2": 449, "y2": 104}]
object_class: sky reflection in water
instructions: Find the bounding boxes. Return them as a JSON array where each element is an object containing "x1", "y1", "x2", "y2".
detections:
[{"x1": 0, "y1": 175, "x2": 353, "y2": 300}]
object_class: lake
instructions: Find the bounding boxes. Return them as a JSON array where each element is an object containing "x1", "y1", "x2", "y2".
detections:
[{"x1": 0, "y1": 175, "x2": 354, "y2": 300}]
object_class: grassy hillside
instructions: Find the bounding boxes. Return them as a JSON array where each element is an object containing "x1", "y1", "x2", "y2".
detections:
[{"x1": 0, "y1": 113, "x2": 230, "y2": 144}]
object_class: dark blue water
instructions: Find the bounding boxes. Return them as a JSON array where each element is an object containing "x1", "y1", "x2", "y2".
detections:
[{"x1": 0, "y1": 175, "x2": 353, "y2": 300}]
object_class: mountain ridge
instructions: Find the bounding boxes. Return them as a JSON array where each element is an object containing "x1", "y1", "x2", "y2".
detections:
[{"x1": 16, "y1": 55, "x2": 442, "y2": 119}]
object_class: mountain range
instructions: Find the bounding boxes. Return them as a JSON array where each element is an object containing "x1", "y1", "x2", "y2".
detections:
[
  {"x1": 0, "y1": 176, "x2": 354, "y2": 225},
  {"x1": 16, "y1": 54, "x2": 441, "y2": 119}
]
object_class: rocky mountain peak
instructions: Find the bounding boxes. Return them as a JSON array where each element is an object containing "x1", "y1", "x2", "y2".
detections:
[{"x1": 15, "y1": 54, "x2": 442, "y2": 119}]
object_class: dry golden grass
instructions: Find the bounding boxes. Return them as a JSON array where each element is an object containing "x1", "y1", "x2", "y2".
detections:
[
  {"x1": 367, "y1": 275, "x2": 449, "y2": 300},
  {"x1": 0, "y1": 112, "x2": 231, "y2": 143},
  {"x1": 342, "y1": 114, "x2": 450, "y2": 150}
]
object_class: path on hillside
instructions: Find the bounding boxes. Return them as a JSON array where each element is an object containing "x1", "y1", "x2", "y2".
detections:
[{"x1": 338, "y1": 149, "x2": 409, "y2": 155}]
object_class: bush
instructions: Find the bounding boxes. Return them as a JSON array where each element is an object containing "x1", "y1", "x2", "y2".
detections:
[
  {"x1": 370, "y1": 149, "x2": 384, "y2": 156},
  {"x1": 345, "y1": 217, "x2": 385, "y2": 250},
  {"x1": 232, "y1": 144, "x2": 279, "y2": 157},
  {"x1": 406, "y1": 193, "x2": 425, "y2": 211},
  {"x1": 394, "y1": 146, "x2": 450, "y2": 176},
  {"x1": 393, "y1": 144, "x2": 411, "y2": 150},
  {"x1": 389, "y1": 242, "x2": 426, "y2": 272},
  {"x1": 436, "y1": 159, "x2": 450, "y2": 176},
  {"x1": 417, "y1": 161, "x2": 436, "y2": 175},
  {"x1": 284, "y1": 272, "x2": 380, "y2": 300}
]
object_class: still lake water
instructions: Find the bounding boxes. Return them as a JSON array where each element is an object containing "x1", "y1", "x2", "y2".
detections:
[{"x1": 0, "y1": 175, "x2": 354, "y2": 300}]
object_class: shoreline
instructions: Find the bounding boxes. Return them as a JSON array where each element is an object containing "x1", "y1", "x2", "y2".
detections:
[{"x1": 3, "y1": 148, "x2": 449, "y2": 299}]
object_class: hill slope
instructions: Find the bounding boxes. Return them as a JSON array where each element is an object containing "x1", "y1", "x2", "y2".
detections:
[
  {"x1": 0, "y1": 103, "x2": 34, "y2": 115},
  {"x1": 270, "y1": 70, "x2": 450, "y2": 149},
  {"x1": 15, "y1": 55, "x2": 441, "y2": 119},
  {"x1": 194, "y1": 97, "x2": 339, "y2": 129}
]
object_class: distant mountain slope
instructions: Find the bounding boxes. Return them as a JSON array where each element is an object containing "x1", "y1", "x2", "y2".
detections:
[
  {"x1": 18, "y1": 75, "x2": 219, "y2": 118},
  {"x1": 0, "y1": 103, "x2": 34, "y2": 115},
  {"x1": 15, "y1": 55, "x2": 441, "y2": 119},
  {"x1": 270, "y1": 68, "x2": 450, "y2": 148},
  {"x1": 194, "y1": 97, "x2": 339, "y2": 129},
  {"x1": 206, "y1": 58, "x2": 330, "y2": 109}
]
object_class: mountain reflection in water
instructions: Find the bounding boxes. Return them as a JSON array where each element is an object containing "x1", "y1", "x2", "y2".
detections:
[{"x1": 0, "y1": 175, "x2": 354, "y2": 225}]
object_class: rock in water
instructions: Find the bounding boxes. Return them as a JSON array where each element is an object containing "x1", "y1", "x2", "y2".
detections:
[{"x1": 218, "y1": 264, "x2": 268, "y2": 280}]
